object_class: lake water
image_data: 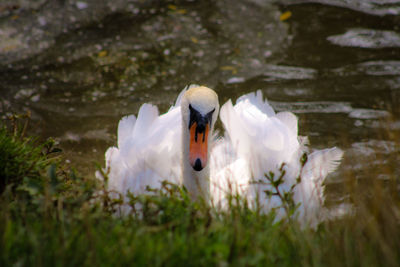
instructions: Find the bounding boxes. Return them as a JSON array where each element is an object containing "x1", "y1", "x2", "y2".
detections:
[{"x1": 1, "y1": 0, "x2": 399, "y2": 206}]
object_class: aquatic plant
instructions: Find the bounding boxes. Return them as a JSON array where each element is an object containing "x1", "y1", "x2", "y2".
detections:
[{"x1": 0, "y1": 115, "x2": 399, "y2": 266}]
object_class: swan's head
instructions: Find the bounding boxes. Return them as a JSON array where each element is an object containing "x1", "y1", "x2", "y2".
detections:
[{"x1": 181, "y1": 86, "x2": 219, "y2": 172}]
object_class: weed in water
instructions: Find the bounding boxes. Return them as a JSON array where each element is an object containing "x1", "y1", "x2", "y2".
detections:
[{"x1": 1, "y1": 114, "x2": 400, "y2": 266}]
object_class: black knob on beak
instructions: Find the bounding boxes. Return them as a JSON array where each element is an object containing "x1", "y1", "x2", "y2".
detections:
[{"x1": 193, "y1": 158, "x2": 203, "y2": 171}]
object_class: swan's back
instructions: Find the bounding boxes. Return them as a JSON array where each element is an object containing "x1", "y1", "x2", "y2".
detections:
[
  {"x1": 104, "y1": 98, "x2": 183, "y2": 201},
  {"x1": 219, "y1": 91, "x2": 301, "y2": 181},
  {"x1": 216, "y1": 90, "x2": 343, "y2": 225}
]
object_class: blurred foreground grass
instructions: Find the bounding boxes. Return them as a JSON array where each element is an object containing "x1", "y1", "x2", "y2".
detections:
[{"x1": 1, "y1": 115, "x2": 400, "y2": 266}]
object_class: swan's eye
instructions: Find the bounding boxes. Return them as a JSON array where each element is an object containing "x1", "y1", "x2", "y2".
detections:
[
  {"x1": 188, "y1": 104, "x2": 197, "y2": 129},
  {"x1": 205, "y1": 108, "x2": 215, "y2": 126},
  {"x1": 189, "y1": 105, "x2": 215, "y2": 130}
]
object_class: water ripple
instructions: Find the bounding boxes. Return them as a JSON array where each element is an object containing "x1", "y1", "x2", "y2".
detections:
[
  {"x1": 262, "y1": 64, "x2": 317, "y2": 81},
  {"x1": 272, "y1": 101, "x2": 353, "y2": 114},
  {"x1": 332, "y1": 60, "x2": 400, "y2": 76},
  {"x1": 272, "y1": 101, "x2": 390, "y2": 120},
  {"x1": 282, "y1": 0, "x2": 400, "y2": 16},
  {"x1": 327, "y1": 28, "x2": 400, "y2": 49}
]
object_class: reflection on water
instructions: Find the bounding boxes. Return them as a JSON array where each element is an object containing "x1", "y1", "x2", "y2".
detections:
[
  {"x1": 282, "y1": 0, "x2": 400, "y2": 15},
  {"x1": 261, "y1": 65, "x2": 317, "y2": 81},
  {"x1": 328, "y1": 28, "x2": 400, "y2": 48},
  {"x1": 1, "y1": 0, "x2": 400, "y2": 205},
  {"x1": 333, "y1": 60, "x2": 400, "y2": 76}
]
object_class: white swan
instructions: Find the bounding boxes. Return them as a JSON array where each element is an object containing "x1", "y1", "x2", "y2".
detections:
[{"x1": 102, "y1": 85, "x2": 343, "y2": 225}]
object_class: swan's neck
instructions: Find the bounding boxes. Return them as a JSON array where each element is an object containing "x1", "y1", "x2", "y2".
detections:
[{"x1": 182, "y1": 126, "x2": 211, "y2": 201}]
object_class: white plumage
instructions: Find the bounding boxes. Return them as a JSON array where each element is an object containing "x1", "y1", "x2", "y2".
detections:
[{"x1": 101, "y1": 85, "x2": 343, "y2": 225}]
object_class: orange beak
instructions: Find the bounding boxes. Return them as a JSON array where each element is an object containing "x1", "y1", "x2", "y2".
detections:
[{"x1": 189, "y1": 122, "x2": 209, "y2": 171}]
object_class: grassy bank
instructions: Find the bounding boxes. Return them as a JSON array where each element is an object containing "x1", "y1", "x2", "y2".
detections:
[{"x1": 1, "y1": 117, "x2": 399, "y2": 266}]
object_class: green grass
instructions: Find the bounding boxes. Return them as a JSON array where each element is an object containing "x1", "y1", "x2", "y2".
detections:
[{"x1": 1, "y1": 116, "x2": 400, "y2": 266}]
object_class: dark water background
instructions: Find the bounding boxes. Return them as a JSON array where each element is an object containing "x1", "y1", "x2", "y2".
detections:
[{"x1": 1, "y1": 0, "x2": 400, "y2": 206}]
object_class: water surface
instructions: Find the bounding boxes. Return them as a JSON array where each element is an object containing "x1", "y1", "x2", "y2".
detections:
[{"x1": 1, "y1": 0, "x2": 399, "y2": 206}]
